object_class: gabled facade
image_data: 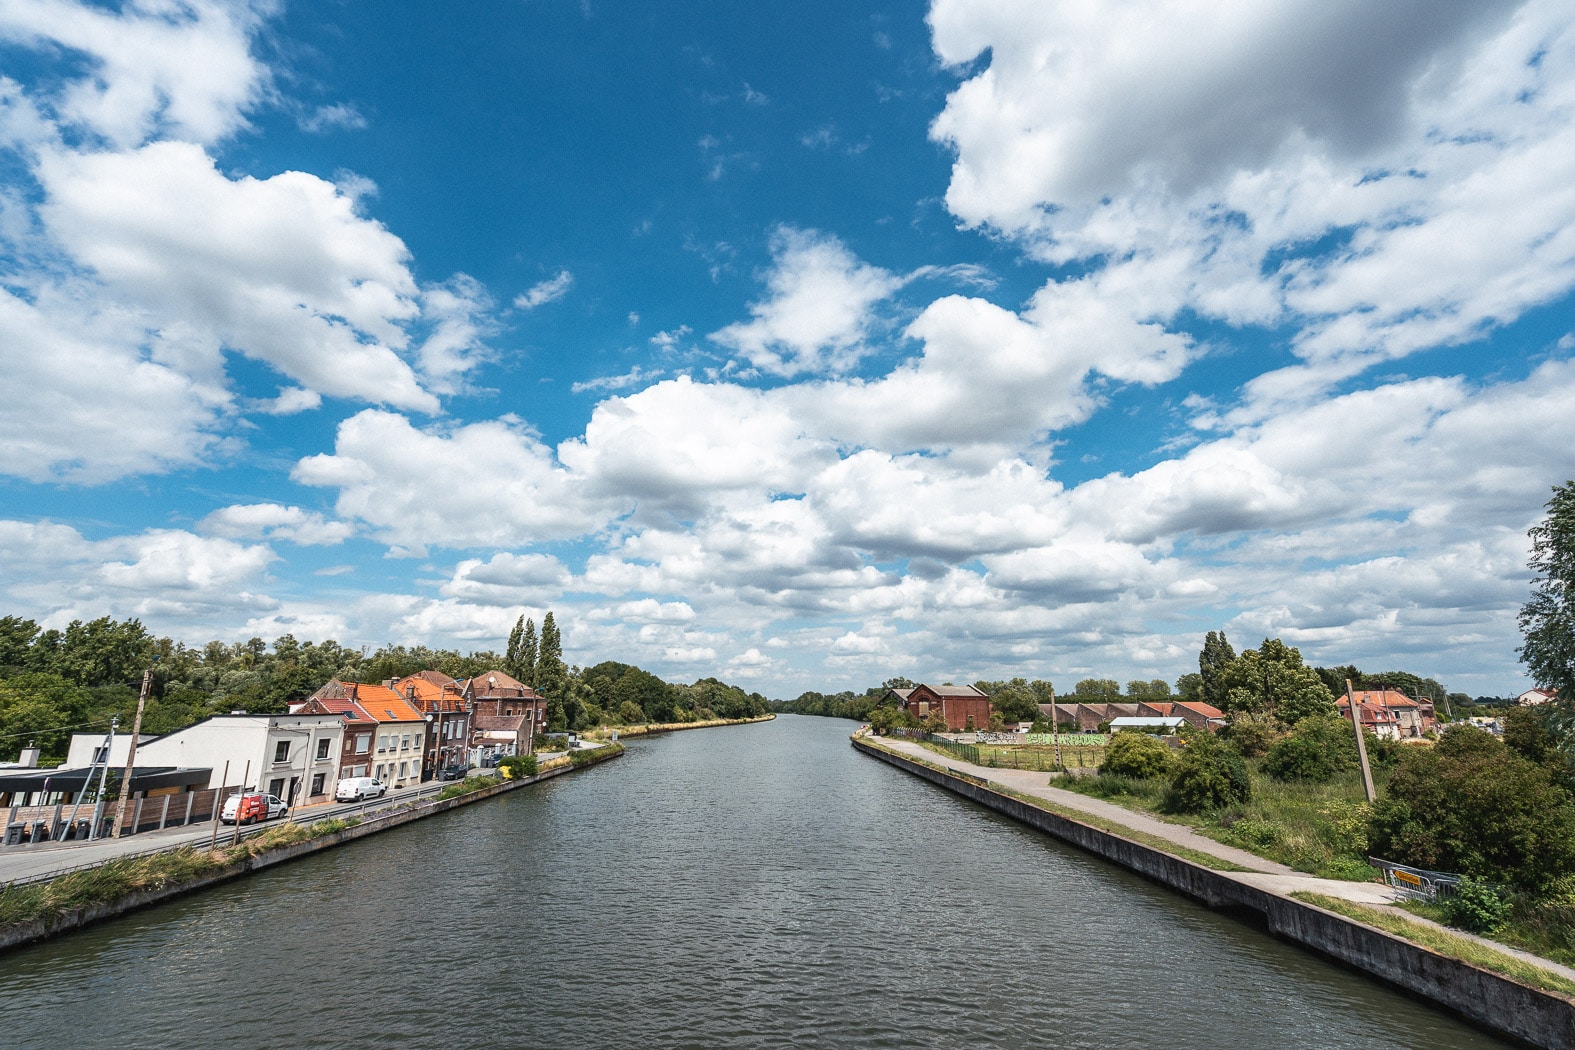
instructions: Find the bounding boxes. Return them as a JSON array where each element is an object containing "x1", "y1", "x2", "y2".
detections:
[
  {"x1": 1336, "y1": 698, "x2": 1403, "y2": 739},
  {"x1": 1345, "y1": 689, "x2": 1436, "y2": 739},
  {"x1": 896, "y1": 683, "x2": 992, "y2": 732},
  {"x1": 1519, "y1": 687, "x2": 1558, "y2": 706},
  {"x1": 389, "y1": 672, "x2": 471, "y2": 777},
  {"x1": 458, "y1": 670, "x2": 544, "y2": 757}
]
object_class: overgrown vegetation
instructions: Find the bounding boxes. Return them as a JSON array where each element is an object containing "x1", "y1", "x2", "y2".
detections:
[{"x1": 435, "y1": 774, "x2": 502, "y2": 801}]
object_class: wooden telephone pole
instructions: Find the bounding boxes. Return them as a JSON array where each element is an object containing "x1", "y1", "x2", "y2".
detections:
[
  {"x1": 112, "y1": 662, "x2": 156, "y2": 837},
  {"x1": 1345, "y1": 680, "x2": 1376, "y2": 803}
]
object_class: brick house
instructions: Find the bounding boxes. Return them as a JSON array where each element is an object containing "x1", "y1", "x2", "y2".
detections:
[
  {"x1": 457, "y1": 670, "x2": 545, "y2": 757},
  {"x1": 1139, "y1": 700, "x2": 1225, "y2": 733},
  {"x1": 294, "y1": 695, "x2": 378, "y2": 782},
  {"x1": 1342, "y1": 689, "x2": 1437, "y2": 739},
  {"x1": 896, "y1": 684, "x2": 993, "y2": 732},
  {"x1": 307, "y1": 680, "x2": 427, "y2": 788}
]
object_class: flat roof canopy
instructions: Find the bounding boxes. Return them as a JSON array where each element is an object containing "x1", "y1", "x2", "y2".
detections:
[{"x1": 0, "y1": 766, "x2": 211, "y2": 794}]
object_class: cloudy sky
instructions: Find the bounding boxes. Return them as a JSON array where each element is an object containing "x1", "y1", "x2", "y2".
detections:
[{"x1": 1, "y1": 0, "x2": 1571, "y2": 698}]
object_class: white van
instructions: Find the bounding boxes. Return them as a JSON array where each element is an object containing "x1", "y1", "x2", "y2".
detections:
[{"x1": 335, "y1": 776, "x2": 388, "y2": 802}]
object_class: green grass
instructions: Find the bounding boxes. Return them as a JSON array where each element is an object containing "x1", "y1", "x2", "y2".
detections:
[
  {"x1": 1058, "y1": 761, "x2": 1384, "y2": 881},
  {"x1": 1293, "y1": 892, "x2": 1575, "y2": 1001},
  {"x1": 435, "y1": 774, "x2": 502, "y2": 801}
]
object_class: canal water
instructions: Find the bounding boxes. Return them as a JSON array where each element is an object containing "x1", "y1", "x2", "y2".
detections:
[{"x1": 0, "y1": 715, "x2": 1512, "y2": 1049}]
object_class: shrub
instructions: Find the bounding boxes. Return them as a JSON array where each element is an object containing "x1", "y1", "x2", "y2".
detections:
[
  {"x1": 496, "y1": 754, "x2": 538, "y2": 779},
  {"x1": 1167, "y1": 736, "x2": 1251, "y2": 812},
  {"x1": 1445, "y1": 878, "x2": 1512, "y2": 935},
  {"x1": 1262, "y1": 715, "x2": 1357, "y2": 782},
  {"x1": 1218, "y1": 713, "x2": 1281, "y2": 757},
  {"x1": 1223, "y1": 816, "x2": 1283, "y2": 851},
  {"x1": 1366, "y1": 726, "x2": 1575, "y2": 893},
  {"x1": 1101, "y1": 731, "x2": 1174, "y2": 779}
]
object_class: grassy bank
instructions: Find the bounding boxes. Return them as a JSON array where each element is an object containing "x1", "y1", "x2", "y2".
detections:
[
  {"x1": 1293, "y1": 892, "x2": 1575, "y2": 1001},
  {"x1": 866, "y1": 735, "x2": 1258, "y2": 873},
  {"x1": 580, "y1": 713, "x2": 773, "y2": 740},
  {"x1": 0, "y1": 815, "x2": 361, "y2": 932},
  {"x1": 1056, "y1": 759, "x2": 1383, "y2": 881}
]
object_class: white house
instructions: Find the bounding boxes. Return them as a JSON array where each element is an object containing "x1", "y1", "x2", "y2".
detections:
[
  {"x1": 1519, "y1": 687, "x2": 1558, "y2": 706},
  {"x1": 67, "y1": 713, "x2": 345, "y2": 807}
]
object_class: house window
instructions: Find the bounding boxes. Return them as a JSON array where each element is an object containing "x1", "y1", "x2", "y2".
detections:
[
  {"x1": 377, "y1": 735, "x2": 388, "y2": 752},
  {"x1": 355, "y1": 733, "x2": 371, "y2": 754},
  {"x1": 399, "y1": 761, "x2": 408, "y2": 778},
  {"x1": 401, "y1": 734, "x2": 412, "y2": 750},
  {"x1": 274, "y1": 741, "x2": 290, "y2": 763},
  {"x1": 93, "y1": 746, "x2": 109, "y2": 764},
  {"x1": 412, "y1": 733, "x2": 421, "y2": 750},
  {"x1": 316, "y1": 738, "x2": 331, "y2": 760},
  {"x1": 310, "y1": 773, "x2": 325, "y2": 795}
]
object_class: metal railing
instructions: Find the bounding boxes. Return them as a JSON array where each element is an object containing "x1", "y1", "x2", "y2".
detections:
[
  {"x1": 0, "y1": 783, "x2": 447, "y2": 889},
  {"x1": 1370, "y1": 857, "x2": 1462, "y2": 902}
]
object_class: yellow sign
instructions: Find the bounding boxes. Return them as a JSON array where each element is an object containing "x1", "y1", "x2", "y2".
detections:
[{"x1": 1393, "y1": 869, "x2": 1423, "y2": 888}]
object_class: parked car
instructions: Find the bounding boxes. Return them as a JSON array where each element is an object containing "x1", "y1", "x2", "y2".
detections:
[
  {"x1": 220, "y1": 792, "x2": 288, "y2": 825},
  {"x1": 335, "y1": 776, "x2": 388, "y2": 802},
  {"x1": 437, "y1": 764, "x2": 469, "y2": 781}
]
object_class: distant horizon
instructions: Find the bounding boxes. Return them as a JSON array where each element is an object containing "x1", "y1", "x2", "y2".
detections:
[{"x1": 2, "y1": 1, "x2": 1570, "y2": 699}]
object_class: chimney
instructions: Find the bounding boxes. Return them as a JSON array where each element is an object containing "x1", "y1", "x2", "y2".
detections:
[{"x1": 17, "y1": 746, "x2": 39, "y2": 768}]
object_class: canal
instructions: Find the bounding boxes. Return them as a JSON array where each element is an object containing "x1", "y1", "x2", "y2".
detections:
[{"x1": 0, "y1": 715, "x2": 1512, "y2": 1049}]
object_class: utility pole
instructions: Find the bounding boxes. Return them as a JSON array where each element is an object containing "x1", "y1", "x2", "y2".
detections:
[
  {"x1": 112, "y1": 661, "x2": 156, "y2": 837},
  {"x1": 1047, "y1": 686, "x2": 1063, "y2": 772},
  {"x1": 1346, "y1": 680, "x2": 1376, "y2": 803}
]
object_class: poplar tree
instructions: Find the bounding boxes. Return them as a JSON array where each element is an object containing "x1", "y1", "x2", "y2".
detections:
[
  {"x1": 505, "y1": 615, "x2": 524, "y2": 679},
  {"x1": 519, "y1": 618, "x2": 538, "y2": 689},
  {"x1": 1520, "y1": 481, "x2": 1575, "y2": 705},
  {"x1": 1199, "y1": 631, "x2": 1236, "y2": 710},
  {"x1": 538, "y1": 612, "x2": 567, "y2": 731}
]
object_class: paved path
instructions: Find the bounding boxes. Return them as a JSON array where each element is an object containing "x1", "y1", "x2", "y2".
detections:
[{"x1": 867, "y1": 734, "x2": 1575, "y2": 984}]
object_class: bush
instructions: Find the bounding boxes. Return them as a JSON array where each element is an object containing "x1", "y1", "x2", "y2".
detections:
[
  {"x1": 1366, "y1": 727, "x2": 1575, "y2": 893},
  {"x1": 1167, "y1": 736, "x2": 1251, "y2": 812},
  {"x1": 496, "y1": 754, "x2": 538, "y2": 779},
  {"x1": 1445, "y1": 878, "x2": 1512, "y2": 935},
  {"x1": 1101, "y1": 732, "x2": 1174, "y2": 779},
  {"x1": 1262, "y1": 715, "x2": 1356, "y2": 782},
  {"x1": 1218, "y1": 713, "x2": 1281, "y2": 758}
]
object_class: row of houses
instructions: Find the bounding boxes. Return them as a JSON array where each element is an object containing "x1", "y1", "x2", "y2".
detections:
[
  {"x1": 0, "y1": 669, "x2": 546, "y2": 815},
  {"x1": 1037, "y1": 700, "x2": 1226, "y2": 734}
]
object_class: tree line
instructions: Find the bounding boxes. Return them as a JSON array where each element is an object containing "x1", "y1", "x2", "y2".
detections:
[{"x1": 0, "y1": 610, "x2": 767, "y2": 763}]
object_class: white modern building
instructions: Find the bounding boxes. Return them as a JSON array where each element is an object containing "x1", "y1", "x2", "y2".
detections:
[{"x1": 66, "y1": 713, "x2": 346, "y2": 806}]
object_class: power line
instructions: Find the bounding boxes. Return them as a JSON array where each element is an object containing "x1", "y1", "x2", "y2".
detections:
[{"x1": 0, "y1": 719, "x2": 111, "y2": 741}]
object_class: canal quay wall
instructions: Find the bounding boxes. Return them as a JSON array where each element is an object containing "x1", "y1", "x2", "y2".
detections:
[
  {"x1": 0, "y1": 747, "x2": 622, "y2": 955},
  {"x1": 854, "y1": 735, "x2": 1575, "y2": 1050}
]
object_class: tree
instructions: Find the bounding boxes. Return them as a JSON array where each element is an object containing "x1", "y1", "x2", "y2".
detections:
[
  {"x1": 537, "y1": 612, "x2": 567, "y2": 731},
  {"x1": 1262, "y1": 715, "x2": 1356, "y2": 783},
  {"x1": 1520, "y1": 480, "x2": 1575, "y2": 704},
  {"x1": 976, "y1": 678, "x2": 1039, "y2": 723},
  {"x1": 1198, "y1": 631, "x2": 1235, "y2": 710},
  {"x1": 1367, "y1": 726, "x2": 1575, "y2": 893},
  {"x1": 1101, "y1": 732, "x2": 1174, "y2": 779},
  {"x1": 1074, "y1": 678, "x2": 1120, "y2": 699},
  {"x1": 1220, "y1": 638, "x2": 1336, "y2": 726},
  {"x1": 505, "y1": 615, "x2": 524, "y2": 679},
  {"x1": 1168, "y1": 735, "x2": 1251, "y2": 812},
  {"x1": 1175, "y1": 672, "x2": 1204, "y2": 702}
]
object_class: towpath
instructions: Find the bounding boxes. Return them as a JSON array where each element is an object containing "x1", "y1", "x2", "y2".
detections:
[{"x1": 867, "y1": 733, "x2": 1575, "y2": 985}]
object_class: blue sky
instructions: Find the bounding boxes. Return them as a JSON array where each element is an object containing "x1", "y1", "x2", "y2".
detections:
[{"x1": 1, "y1": 0, "x2": 1572, "y2": 698}]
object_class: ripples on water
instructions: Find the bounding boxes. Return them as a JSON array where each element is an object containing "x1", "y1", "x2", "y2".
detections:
[{"x1": 0, "y1": 716, "x2": 1512, "y2": 1049}]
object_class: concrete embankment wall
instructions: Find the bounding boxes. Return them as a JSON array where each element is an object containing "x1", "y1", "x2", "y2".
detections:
[
  {"x1": 0, "y1": 750, "x2": 617, "y2": 954},
  {"x1": 854, "y1": 736, "x2": 1575, "y2": 1050}
]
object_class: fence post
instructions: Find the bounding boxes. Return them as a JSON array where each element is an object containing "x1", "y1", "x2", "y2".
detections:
[{"x1": 158, "y1": 794, "x2": 171, "y2": 830}]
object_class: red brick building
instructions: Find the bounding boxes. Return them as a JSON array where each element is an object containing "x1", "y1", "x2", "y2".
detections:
[{"x1": 896, "y1": 683, "x2": 993, "y2": 732}]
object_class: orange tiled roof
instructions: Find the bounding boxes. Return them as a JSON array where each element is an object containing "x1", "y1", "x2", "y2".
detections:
[
  {"x1": 299, "y1": 696, "x2": 376, "y2": 723},
  {"x1": 1174, "y1": 701, "x2": 1224, "y2": 718}
]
